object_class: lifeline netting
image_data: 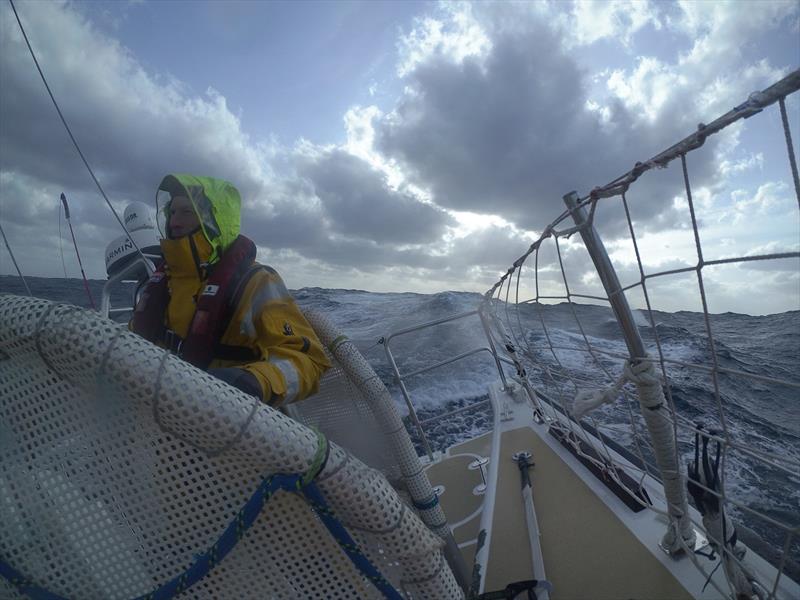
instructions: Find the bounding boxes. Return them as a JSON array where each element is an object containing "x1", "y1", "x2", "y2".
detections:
[
  {"x1": 480, "y1": 71, "x2": 800, "y2": 599},
  {"x1": 0, "y1": 295, "x2": 462, "y2": 599}
]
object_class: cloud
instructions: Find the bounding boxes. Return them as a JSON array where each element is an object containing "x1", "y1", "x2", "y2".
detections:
[
  {"x1": 0, "y1": 1, "x2": 271, "y2": 205},
  {"x1": 0, "y1": 171, "x2": 61, "y2": 228},
  {"x1": 373, "y1": 1, "x2": 796, "y2": 242},
  {"x1": 719, "y1": 153, "x2": 764, "y2": 177},
  {"x1": 608, "y1": 1, "x2": 795, "y2": 117},
  {"x1": 730, "y1": 181, "x2": 794, "y2": 222},
  {"x1": 0, "y1": 1, "x2": 451, "y2": 283},
  {"x1": 568, "y1": 0, "x2": 662, "y2": 48},
  {"x1": 396, "y1": 3, "x2": 491, "y2": 78},
  {"x1": 740, "y1": 241, "x2": 800, "y2": 272},
  {"x1": 378, "y1": 10, "x2": 624, "y2": 231},
  {"x1": 296, "y1": 148, "x2": 452, "y2": 244},
  {"x1": 0, "y1": 0, "x2": 797, "y2": 315}
]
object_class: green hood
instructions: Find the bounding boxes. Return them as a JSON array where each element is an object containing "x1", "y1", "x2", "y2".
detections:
[{"x1": 158, "y1": 173, "x2": 241, "y2": 264}]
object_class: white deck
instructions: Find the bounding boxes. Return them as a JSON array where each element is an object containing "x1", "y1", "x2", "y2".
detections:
[{"x1": 426, "y1": 383, "x2": 800, "y2": 599}]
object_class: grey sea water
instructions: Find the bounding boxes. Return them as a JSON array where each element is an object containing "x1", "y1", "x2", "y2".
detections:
[{"x1": 1, "y1": 275, "x2": 798, "y2": 573}]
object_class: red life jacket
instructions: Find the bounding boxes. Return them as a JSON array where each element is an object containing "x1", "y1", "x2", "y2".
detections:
[{"x1": 131, "y1": 234, "x2": 262, "y2": 369}]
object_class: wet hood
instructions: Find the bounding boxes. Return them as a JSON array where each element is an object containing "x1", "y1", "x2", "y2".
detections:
[{"x1": 159, "y1": 173, "x2": 241, "y2": 264}]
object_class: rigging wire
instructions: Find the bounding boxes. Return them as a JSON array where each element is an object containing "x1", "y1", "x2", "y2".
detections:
[
  {"x1": 7, "y1": 0, "x2": 152, "y2": 276},
  {"x1": 61, "y1": 193, "x2": 96, "y2": 309},
  {"x1": 0, "y1": 220, "x2": 32, "y2": 296}
]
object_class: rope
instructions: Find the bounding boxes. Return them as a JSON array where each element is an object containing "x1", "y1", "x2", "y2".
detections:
[
  {"x1": 482, "y1": 70, "x2": 800, "y2": 304},
  {"x1": 475, "y1": 72, "x2": 800, "y2": 597},
  {"x1": 475, "y1": 579, "x2": 553, "y2": 600},
  {"x1": 0, "y1": 220, "x2": 32, "y2": 296},
  {"x1": 564, "y1": 359, "x2": 662, "y2": 419},
  {"x1": 0, "y1": 562, "x2": 65, "y2": 600},
  {"x1": 687, "y1": 425, "x2": 758, "y2": 598},
  {"x1": 7, "y1": 0, "x2": 152, "y2": 274},
  {"x1": 301, "y1": 427, "x2": 330, "y2": 487},
  {"x1": 0, "y1": 431, "x2": 403, "y2": 600}
]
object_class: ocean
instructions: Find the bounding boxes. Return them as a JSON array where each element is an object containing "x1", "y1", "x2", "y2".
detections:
[{"x1": 1, "y1": 274, "x2": 798, "y2": 573}]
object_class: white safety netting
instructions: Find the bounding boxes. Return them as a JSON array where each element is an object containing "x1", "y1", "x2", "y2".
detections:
[
  {"x1": 0, "y1": 295, "x2": 463, "y2": 599},
  {"x1": 480, "y1": 71, "x2": 800, "y2": 599}
]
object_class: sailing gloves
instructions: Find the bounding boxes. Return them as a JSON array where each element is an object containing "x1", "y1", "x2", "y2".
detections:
[{"x1": 208, "y1": 367, "x2": 263, "y2": 402}]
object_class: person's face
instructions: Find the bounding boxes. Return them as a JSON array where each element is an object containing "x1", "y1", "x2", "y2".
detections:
[{"x1": 168, "y1": 195, "x2": 200, "y2": 238}]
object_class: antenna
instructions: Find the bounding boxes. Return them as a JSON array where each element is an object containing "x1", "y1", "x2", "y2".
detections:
[{"x1": 60, "y1": 193, "x2": 96, "y2": 309}]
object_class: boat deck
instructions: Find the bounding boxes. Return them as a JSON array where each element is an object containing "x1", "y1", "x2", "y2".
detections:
[
  {"x1": 425, "y1": 435, "x2": 490, "y2": 569},
  {"x1": 426, "y1": 395, "x2": 693, "y2": 600}
]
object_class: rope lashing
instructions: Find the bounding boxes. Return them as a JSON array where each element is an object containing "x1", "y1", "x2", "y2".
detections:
[
  {"x1": 301, "y1": 427, "x2": 330, "y2": 487},
  {"x1": 564, "y1": 359, "x2": 663, "y2": 419},
  {"x1": 0, "y1": 430, "x2": 403, "y2": 600},
  {"x1": 412, "y1": 494, "x2": 440, "y2": 511},
  {"x1": 328, "y1": 334, "x2": 350, "y2": 353}
]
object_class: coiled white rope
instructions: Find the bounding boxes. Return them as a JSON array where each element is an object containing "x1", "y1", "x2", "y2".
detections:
[{"x1": 566, "y1": 359, "x2": 695, "y2": 553}]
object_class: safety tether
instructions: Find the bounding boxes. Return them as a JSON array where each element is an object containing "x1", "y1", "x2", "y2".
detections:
[{"x1": 0, "y1": 430, "x2": 403, "y2": 600}]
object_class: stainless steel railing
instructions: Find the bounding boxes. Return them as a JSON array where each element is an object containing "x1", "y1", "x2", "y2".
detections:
[
  {"x1": 100, "y1": 254, "x2": 156, "y2": 319},
  {"x1": 382, "y1": 308, "x2": 514, "y2": 460}
]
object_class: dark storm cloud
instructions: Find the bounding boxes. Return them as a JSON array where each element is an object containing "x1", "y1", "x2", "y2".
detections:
[
  {"x1": 297, "y1": 149, "x2": 453, "y2": 244},
  {"x1": 0, "y1": 2, "x2": 445, "y2": 279},
  {"x1": 1, "y1": 0, "x2": 795, "y2": 309},
  {"x1": 375, "y1": 12, "x2": 737, "y2": 238},
  {"x1": 0, "y1": 1, "x2": 271, "y2": 210}
]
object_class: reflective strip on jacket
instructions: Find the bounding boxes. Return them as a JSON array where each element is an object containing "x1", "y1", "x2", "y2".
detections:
[
  {"x1": 145, "y1": 172, "x2": 330, "y2": 405},
  {"x1": 163, "y1": 257, "x2": 330, "y2": 406}
]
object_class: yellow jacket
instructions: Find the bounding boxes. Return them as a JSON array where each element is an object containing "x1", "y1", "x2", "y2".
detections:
[
  {"x1": 161, "y1": 231, "x2": 330, "y2": 406},
  {"x1": 135, "y1": 173, "x2": 330, "y2": 406},
  {"x1": 158, "y1": 230, "x2": 330, "y2": 406}
]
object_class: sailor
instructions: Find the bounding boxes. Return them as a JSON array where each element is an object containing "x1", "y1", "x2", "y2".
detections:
[{"x1": 131, "y1": 173, "x2": 330, "y2": 405}]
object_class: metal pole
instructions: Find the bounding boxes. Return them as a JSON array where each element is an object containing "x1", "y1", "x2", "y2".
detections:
[
  {"x1": 563, "y1": 192, "x2": 645, "y2": 358},
  {"x1": 563, "y1": 191, "x2": 694, "y2": 554},
  {"x1": 513, "y1": 451, "x2": 550, "y2": 600},
  {"x1": 478, "y1": 308, "x2": 510, "y2": 390},
  {"x1": 383, "y1": 343, "x2": 435, "y2": 461},
  {"x1": 100, "y1": 255, "x2": 155, "y2": 318}
]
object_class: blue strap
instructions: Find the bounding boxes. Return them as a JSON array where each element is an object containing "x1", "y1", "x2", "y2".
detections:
[
  {"x1": 412, "y1": 494, "x2": 440, "y2": 511},
  {"x1": 0, "y1": 561, "x2": 68, "y2": 600},
  {"x1": 1, "y1": 473, "x2": 402, "y2": 600},
  {"x1": 133, "y1": 473, "x2": 295, "y2": 600},
  {"x1": 302, "y1": 481, "x2": 403, "y2": 600}
]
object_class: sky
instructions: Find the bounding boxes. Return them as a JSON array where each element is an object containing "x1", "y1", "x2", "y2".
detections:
[{"x1": 0, "y1": 0, "x2": 798, "y2": 314}]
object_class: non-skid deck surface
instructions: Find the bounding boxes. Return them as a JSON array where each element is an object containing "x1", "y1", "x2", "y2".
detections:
[
  {"x1": 425, "y1": 432, "x2": 492, "y2": 568},
  {"x1": 484, "y1": 426, "x2": 693, "y2": 600}
]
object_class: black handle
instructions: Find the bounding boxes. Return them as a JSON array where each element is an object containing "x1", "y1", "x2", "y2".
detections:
[{"x1": 60, "y1": 192, "x2": 70, "y2": 218}]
